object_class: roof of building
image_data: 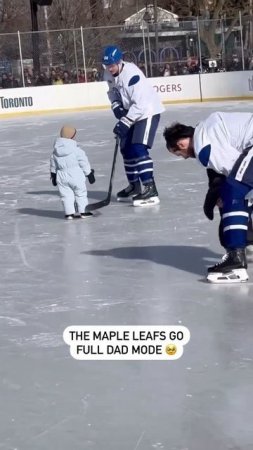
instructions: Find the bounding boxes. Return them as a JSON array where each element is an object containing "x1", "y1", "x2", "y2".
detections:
[{"x1": 124, "y1": 5, "x2": 178, "y2": 26}]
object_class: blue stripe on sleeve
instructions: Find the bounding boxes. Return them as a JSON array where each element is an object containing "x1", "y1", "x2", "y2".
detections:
[
  {"x1": 128, "y1": 75, "x2": 140, "y2": 87},
  {"x1": 198, "y1": 144, "x2": 211, "y2": 167}
]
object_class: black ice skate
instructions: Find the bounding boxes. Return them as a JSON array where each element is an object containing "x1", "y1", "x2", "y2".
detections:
[
  {"x1": 80, "y1": 212, "x2": 93, "y2": 218},
  {"x1": 117, "y1": 181, "x2": 141, "y2": 202},
  {"x1": 133, "y1": 180, "x2": 160, "y2": 207},
  {"x1": 207, "y1": 248, "x2": 248, "y2": 283}
]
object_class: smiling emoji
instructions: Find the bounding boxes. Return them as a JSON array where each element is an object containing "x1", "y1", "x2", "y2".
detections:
[{"x1": 165, "y1": 344, "x2": 177, "y2": 356}]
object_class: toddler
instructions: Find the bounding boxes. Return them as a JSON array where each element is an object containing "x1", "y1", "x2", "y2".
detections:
[{"x1": 50, "y1": 125, "x2": 95, "y2": 219}]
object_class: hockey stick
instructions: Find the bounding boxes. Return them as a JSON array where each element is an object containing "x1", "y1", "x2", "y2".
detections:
[{"x1": 86, "y1": 137, "x2": 119, "y2": 212}]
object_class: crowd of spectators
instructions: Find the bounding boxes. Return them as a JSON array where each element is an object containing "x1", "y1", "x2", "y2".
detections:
[
  {"x1": 1, "y1": 53, "x2": 253, "y2": 89},
  {"x1": 0, "y1": 66, "x2": 102, "y2": 89},
  {"x1": 143, "y1": 53, "x2": 253, "y2": 77}
]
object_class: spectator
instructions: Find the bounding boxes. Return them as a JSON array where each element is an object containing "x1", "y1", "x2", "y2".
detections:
[
  {"x1": 163, "y1": 63, "x2": 171, "y2": 77},
  {"x1": 187, "y1": 56, "x2": 199, "y2": 74},
  {"x1": 50, "y1": 68, "x2": 57, "y2": 84},
  {"x1": 90, "y1": 68, "x2": 100, "y2": 82},
  {"x1": 1, "y1": 73, "x2": 9, "y2": 89},
  {"x1": 158, "y1": 66, "x2": 165, "y2": 77},
  {"x1": 52, "y1": 74, "x2": 63, "y2": 85},
  {"x1": 36, "y1": 72, "x2": 50, "y2": 86},
  {"x1": 24, "y1": 68, "x2": 34, "y2": 86},
  {"x1": 77, "y1": 69, "x2": 86, "y2": 83},
  {"x1": 171, "y1": 65, "x2": 179, "y2": 76},
  {"x1": 62, "y1": 70, "x2": 71, "y2": 84},
  {"x1": 181, "y1": 65, "x2": 189, "y2": 75},
  {"x1": 2, "y1": 72, "x2": 19, "y2": 89}
]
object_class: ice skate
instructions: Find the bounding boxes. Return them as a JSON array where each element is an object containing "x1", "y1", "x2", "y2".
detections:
[
  {"x1": 65, "y1": 214, "x2": 75, "y2": 220},
  {"x1": 133, "y1": 180, "x2": 160, "y2": 207},
  {"x1": 117, "y1": 181, "x2": 141, "y2": 202},
  {"x1": 80, "y1": 212, "x2": 93, "y2": 218},
  {"x1": 207, "y1": 248, "x2": 248, "y2": 283}
]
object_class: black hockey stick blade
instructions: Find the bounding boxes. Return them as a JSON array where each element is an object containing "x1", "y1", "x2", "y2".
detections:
[{"x1": 86, "y1": 137, "x2": 119, "y2": 212}]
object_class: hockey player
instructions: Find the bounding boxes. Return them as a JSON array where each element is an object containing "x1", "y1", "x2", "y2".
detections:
[
  {"x1": 163, "y1": 111, "x2": 253, "y2": 283},
  {"x1": 102, "y1": 45, "x2": 165, "y2": 206},
  {"x1": 50, "y1": 125, "x2": 95, "y2": 219}
]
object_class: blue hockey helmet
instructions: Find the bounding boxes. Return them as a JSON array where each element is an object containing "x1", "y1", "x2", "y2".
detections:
[{"x1": 102, "y1": 45, "x2": 123, "y2": 66}]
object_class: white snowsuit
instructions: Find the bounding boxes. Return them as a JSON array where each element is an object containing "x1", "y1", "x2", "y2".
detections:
[{"x1": 50, "y1": 137, "x2": 91, "y2": 215}]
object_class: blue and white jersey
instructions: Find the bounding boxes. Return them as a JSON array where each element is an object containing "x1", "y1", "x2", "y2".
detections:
[
  {"x1": 194, "y1": 112, "x2": 253, "y2": 176},
  {"x1": 104, "y1": 62, "x2": 165, "y2": 123}
]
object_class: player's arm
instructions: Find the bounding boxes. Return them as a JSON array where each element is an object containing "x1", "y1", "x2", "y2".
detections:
[
  {"x1": 203, "y1": 169, "x2": 226, "y2": 220},
  {"x1": 124, "y1": 76, "x2": 145, "y2": 122},
  {"x1": 113, "y1": 76, "x2": 144, "y2": 138},
  {"x1": 104, "y1": 71, "x2": 120, "y2": 104},
  {"x1": 106, "y1": 78, "x2": 128, "y2": 120}
]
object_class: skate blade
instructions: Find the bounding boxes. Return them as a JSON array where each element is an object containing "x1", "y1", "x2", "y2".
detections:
[
  {"x1": 207, "y1": 268, "x2": 249, "y2": 284},
  {"x1": 117, "y1": 197, "x2": 134, "y2": 203},
  {"x1": 133, "y1": 197, "x2": 160, "y2": 207}
]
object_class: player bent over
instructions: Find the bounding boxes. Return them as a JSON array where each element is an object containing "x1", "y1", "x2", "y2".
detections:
[
  {"x1": 102, "y1": 45, "x2": 164, "y2": 206},
  {"x1": 50, "y1": 126, "x2": 95, "y2": 220},
  {"x1": 163, "y1": 111, "x2": 253, "y2": 283}
]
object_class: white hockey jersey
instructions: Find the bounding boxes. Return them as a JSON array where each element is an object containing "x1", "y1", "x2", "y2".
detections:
[
  {"x1": 194, "y1": 112, "x2": 253, "y2": 175},
  {"x1": 104, "y1": 62, "x2": 165, "y2": 122}
]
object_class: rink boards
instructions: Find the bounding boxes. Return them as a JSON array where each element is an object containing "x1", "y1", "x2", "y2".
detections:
[{"x1": 0, "y1": 70, "x2": 252, "y2": 117}]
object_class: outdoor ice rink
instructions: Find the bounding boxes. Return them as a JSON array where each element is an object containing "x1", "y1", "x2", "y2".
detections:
[{"x1": 1, "y1": 100, "x2": 253, "y2": 450}]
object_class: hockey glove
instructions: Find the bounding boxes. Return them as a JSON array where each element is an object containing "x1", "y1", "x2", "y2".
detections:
[
  {"x1": 111, "y1": 101, "x2": 127, "y2": 120},
  {"x1": 206, "y1": 169, "x2": 225, "y2": 188},
  {"x1": 203, "y1": 175, "x2": 225, "y2": 220},
  {"x1": 87, "y1": 169, "x2": 95, "y2": 184},
  {"x1": 113, "y1": 117, "x2": 133, "y2": 139},
  {"x1": 51, "y1": 172, "x2": 57, "y2": 187}
]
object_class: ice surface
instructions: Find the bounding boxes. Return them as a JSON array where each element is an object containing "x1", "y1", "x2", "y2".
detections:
[{"x1": 0, "y1": 101, "x2": 253, "y2": 450}]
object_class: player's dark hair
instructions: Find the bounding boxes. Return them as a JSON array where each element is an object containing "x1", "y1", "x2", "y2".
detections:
[{"x1": 163, "y1": 123, "x2": 195, "y2": 151}]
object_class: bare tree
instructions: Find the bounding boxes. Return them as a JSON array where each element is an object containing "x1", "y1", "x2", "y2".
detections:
[
  {"x1": 46, "y1": 0, "x2": 89, "y2": 29},
  {"x1": 159, "y1": 0, "x2": 250, "y2": 59},
  {"x1": 0, "y1": 0, "x2": 28, "y2": 33}
]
